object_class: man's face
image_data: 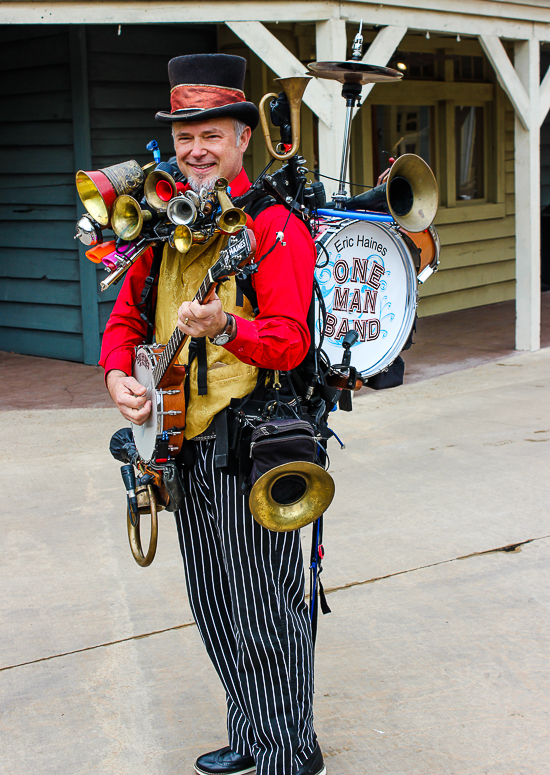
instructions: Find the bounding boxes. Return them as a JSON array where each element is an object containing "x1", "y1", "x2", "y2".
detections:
[{"x1": 172, "y1": 117, "x2": 251, "y2": 192}]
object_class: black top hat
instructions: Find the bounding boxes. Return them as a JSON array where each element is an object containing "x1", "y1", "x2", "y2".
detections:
[{"x1": 155, "y1": 53, "x2": 259, "y2": 130}]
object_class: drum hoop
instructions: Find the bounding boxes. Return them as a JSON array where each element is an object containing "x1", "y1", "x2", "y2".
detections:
[
  {"x1": 314, "y1": 218, "x2": 418, "y2": 379},
  {"x1": 132, "y1": 345, "x2": 160, "y2": 465}
]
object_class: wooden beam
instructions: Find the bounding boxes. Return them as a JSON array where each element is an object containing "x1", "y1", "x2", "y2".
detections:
[
  {"x1": 539, "y1": 61, "x2": 550, "y2": 128},
  {"x1": 479, "y1": 35, "x2": 530, "y2": 130},
  {"x1": 69, "y1": 26, "x2": 101, "y2": 366},
  {"x1": 227, "y1": 21, "x2": 333, "y2": 128},
  {"x1": 359, "y1": 25, "x2": 407, "y2": 105},
  {"x1": 513, "y1": 38, "x2": 541, "y2": 351},
  {"x1": 316, "y1": 18, "x2": 348, "y2": 184}
]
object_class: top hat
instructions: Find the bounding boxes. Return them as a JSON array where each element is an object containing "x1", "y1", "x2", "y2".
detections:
[{"x1": 155, "y1": 53, "x2": 259, "y2": 130}]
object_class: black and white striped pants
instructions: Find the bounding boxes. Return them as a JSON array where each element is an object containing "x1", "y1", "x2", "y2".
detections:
[{"x1": 174, "y1": 439, "x2": 317, "y2": 775}]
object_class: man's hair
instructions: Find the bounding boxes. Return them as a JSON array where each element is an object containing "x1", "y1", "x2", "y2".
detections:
[{"x1": 171, "y1": 118, "x2": 247, "y2": 146}]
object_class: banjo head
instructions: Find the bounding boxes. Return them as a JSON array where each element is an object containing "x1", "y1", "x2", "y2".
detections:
[
  {"x1": 132, "y1": 346, "x2": 161, "y2": 464},
  {"x1": 315, "y1": 218, "x2": 417, "y2": 379}
]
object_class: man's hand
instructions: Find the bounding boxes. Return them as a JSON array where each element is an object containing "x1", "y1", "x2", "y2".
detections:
[
  {"x1": 106, "y1": 369, "x2": 152, "y2": 426},
  {"x1": 177, "y1": 292, "x2": 227, "y2": 339}
]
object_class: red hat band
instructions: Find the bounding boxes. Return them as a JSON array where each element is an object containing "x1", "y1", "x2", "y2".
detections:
[{"x1": 170, "y1": 83, "x2": 246, "y2": 113}]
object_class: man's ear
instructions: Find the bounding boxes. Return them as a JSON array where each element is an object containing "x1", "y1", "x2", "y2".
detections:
[{"x1": 240, "y1": 125, "x2": 252, "y2": 153}]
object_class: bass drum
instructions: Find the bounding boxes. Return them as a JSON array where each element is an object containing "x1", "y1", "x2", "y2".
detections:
[{"x1": 315, "y1": 217, "x2": 418, "y2": 379}]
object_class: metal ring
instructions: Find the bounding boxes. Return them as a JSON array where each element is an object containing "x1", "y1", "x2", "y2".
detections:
[{"x1": 183, "y1": 317, "x2": 189, "y2": 326}]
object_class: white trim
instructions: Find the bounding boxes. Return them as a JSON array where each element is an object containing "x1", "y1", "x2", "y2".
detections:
[
  {"x1": 479, "y1": 35, "x2": 530, "y2": 130},
  {"x1": 226, "y1": 20, "x2": 333, "y2": 129},
  {"x1": 539, "y1": 63, "x2": 550, "y2": 127}
]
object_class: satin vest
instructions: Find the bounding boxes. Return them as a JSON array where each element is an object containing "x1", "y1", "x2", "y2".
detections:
[{"x1": 155, "y1": 237, "x2": 258, "y2": 439}]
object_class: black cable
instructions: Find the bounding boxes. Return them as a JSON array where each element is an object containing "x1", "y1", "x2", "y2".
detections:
[{"x1": 305, "y1": 169, "x2": 373, "y2": 190}]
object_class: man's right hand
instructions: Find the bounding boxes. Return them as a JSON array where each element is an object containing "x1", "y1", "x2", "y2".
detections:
[{"x1": 106, "y1": 370, "x2": 152, "y2": 426}]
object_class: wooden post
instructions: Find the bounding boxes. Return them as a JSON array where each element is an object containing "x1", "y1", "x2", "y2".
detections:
[
  {"x1": 315, "y1": 18, "x2": 347, "y2": 186},
  {"x1": 69, "y1": 25, "x2": 101, "y2": 365},
  {"x1": 514, "y1": 39, "x2": 540, "y2": 352}
]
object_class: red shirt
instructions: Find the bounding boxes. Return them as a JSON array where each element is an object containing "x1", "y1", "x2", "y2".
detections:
[{"x1": 99, "y1": 168, "x2": 315, "y2": 375}]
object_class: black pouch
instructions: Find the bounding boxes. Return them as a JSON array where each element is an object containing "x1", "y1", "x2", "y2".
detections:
[
  {"x1": 249, "y1": 417, "x2": 317, "y2": 485},
  {"x1": 365, "y1": 355, "x2": 405, "y2": 390}
]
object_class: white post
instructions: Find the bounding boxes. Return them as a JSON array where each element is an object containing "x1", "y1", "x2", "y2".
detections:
[
  {"x1": 514, "y1": 39, "x2": 540, "y2": 351},
  {"x1": 316, "y1": 18, "x2": 348, "y2": 188}
]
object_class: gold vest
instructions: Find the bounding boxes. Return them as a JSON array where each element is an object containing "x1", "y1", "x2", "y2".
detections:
[{"x1": 155, "y1": 237, "x2": 258, "y2": 439}]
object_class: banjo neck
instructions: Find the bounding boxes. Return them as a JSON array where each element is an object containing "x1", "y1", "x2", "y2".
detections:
[
  {"x1": 152, "y1": 269, "x2": 217, "y2": 388},
  {"x1": 151, "y1": 227, "x2": 255, "y2": 389}
]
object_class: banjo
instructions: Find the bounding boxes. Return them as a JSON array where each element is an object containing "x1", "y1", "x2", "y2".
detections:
[{"x1": 131, "y1": 227, "x2": 255, "y2": 465}]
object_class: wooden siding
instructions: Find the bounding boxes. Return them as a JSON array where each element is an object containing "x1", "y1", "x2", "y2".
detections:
[
  {"x1": 0, "y1": 25, "x2": 84, "y2": 361},
  {"x1": 541, "y1": 52, "x2": 550, "y2": 209}
]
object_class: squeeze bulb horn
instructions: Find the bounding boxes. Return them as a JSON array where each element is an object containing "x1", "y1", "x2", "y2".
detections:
[{"x1": 146, "y1": 140, "x2": 161, "y2": 164}]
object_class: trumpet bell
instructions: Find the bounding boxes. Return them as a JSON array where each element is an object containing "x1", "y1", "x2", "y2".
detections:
[
  {"x1": 214, "y1": 177, "x2": 247, "y2": 234},
  {"x1": 76, "y1": 160, "x2": 145, "y2": 226},
  {"x1": 172, "y1": 224, "x2": 193, "y2": 253},
  {"x1": 166, "y1": 195, "x2": 197, "y2": 226},
  {"x1": 111, "y1": 194, "x2": 151, "y2": 241},
  {"x1": 344, "y1": 153, "x2": 438, "y2": 233},
  {"x1": 249, "y1": 461, "x2": 335, "y2": 532},
  {"x1": 144, "y1": 169, "x2": 177, "y2": 212},
  {"x1": 387, "y1": 154, "x2": 438, "y2": 232}
]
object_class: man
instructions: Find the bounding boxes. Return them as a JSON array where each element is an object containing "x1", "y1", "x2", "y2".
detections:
[{"x1": 100, "y1": 54, "x2": 325, "y2": 775}]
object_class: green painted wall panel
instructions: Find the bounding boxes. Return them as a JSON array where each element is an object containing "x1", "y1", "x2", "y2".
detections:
[
  {"x1": 0, "y1": 277, "x2": 81, "y2": 305},
  {"x1": 0, "y1": 147, "x2": 75, "y2": 175},
  {"x1": 0, "y1": 173, "x2": 74, "y2": 192},
  {"x1": 0, "y1": 327, "x2": 83, "y2": 362},
  {"x1": 0, "y1": 183, "x2": 75, "y2": 206},
  {"x1": 0, "y1": 204, "x2": 76, "y2": 221},
  {"x1": 0, "y1": 221, "x2": 78, "y2": 250},
  {"x1": 0, "y1": 33, "x2": 70, "y2": 71},
  {"x1": 0, "y1": 65, "x2": 71, "y2": 96},
  {"x1": 0, "y1": 251, "x2": 79, "y2": 280},
  {"x1": 1, "y1": 93, "x2": 72, "y2": 123},
  {"x1": 0, "y1": 301, "x2": 82, "y2": 333}
]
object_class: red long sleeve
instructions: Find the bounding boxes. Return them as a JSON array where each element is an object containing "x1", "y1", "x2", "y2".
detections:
[{"x1": 99, "y1": 169, "x2": 315, "y2": 375}]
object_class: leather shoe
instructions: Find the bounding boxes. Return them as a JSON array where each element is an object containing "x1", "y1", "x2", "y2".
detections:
[
  {"x1": 295, "y1": 744, "x2": 326, "y2": 775},
  {"x1": 194, "y1": 746, "x2": 255, "y2": 775}
]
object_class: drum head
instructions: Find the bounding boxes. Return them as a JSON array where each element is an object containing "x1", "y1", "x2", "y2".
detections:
[
  {"x1": 315, "y1": 219, "x2": 417, "y2": 379},
  {"x1": 132, "y1": 347, "x2": 159, "y2": 464}
]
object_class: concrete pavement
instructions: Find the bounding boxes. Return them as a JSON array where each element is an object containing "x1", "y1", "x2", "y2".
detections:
[{"x1": 1, "y1": 347, "x2": 549, "y2": 774}]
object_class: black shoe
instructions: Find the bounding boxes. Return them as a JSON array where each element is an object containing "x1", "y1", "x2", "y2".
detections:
[
  {"x1": 295, "y1": 744, "x2": 326, "y2": 775},
  {"x1": 194, "y1": 746, "x2": 255, "y2": 775}
]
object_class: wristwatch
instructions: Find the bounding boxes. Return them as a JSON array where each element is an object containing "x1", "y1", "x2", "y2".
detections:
[{"x1": 210, "y1": 313, "x2": 235, "y2": 346}]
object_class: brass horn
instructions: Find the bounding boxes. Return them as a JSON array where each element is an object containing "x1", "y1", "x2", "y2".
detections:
[
  {"x1": 127, "y1": 484, "x2": 159, "y2": 567},
  {"x1": 259, "y1": 76, "x2": 312, "y2": 161},
  {"x1": 76, "y1": 160, "x2": 146, "y2": 226},
  {"x1": 344, "y1": 153, "x2": 438, "y2": 233},
  {"x1": 214, "y1": 178, "x2": 247, "y2": 234},
  {"x1": 249, "y1": 461, "x2": 335, "y2": 532},
  {"x1": 144, "y1": 169, "x2": 177, "y2": 212},
  {"x1": 111, "y1": 194, "x2": 152, "y2": 241}
]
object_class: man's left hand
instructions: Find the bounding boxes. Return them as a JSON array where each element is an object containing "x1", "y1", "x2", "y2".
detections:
[{"x1": 177, "y1": 292, "x2": 227, "y2": 339}]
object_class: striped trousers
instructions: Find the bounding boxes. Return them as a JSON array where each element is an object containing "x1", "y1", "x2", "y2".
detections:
[{"x1": 174, "y1": 440, "x2": 317, "y2": 775}]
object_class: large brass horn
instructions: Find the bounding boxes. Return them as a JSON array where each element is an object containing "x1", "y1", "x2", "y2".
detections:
[
  {"x1": 111, "y1": 194, "x2": 152, "y2": 241},
  {"x1": 259, "y1": 76, "x2": 312, "y2": 161},
  {"x1": 76, "y1": 160, "x2": 146, "y2": 226},
  {"x1": 144, "y1": 169, "x2": 177, "y2": 212},
  {"x1": 249, "y1": 461, "x2": 335, "y2": 532},
  {"x1": 214, "y1": 178, "x2": 247, "y2": 234},
  {"x1": 344, "y1": 153, "x2": 439, "y2": 233}
]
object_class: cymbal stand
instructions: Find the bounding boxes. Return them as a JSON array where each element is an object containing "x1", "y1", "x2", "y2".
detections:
[{"x1": 333, "y1": 22, "x2": 364, "y2": 209}]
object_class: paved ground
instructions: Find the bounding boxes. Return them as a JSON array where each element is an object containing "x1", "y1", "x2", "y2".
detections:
[{"x1": 1, "y1": 300, "x2": 550, "y2": 774}]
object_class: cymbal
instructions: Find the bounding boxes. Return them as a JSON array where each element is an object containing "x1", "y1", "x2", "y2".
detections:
[{"x1": 307, "y1": 61, "x2": 402, "y2": 85}]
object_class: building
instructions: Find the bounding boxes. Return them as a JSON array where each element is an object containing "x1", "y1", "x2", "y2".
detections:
[{"x1": 1, "y1": 1, "x2": 549, "y2": 364}]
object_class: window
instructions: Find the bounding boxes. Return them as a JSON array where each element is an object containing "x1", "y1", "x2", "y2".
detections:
[
  {"x1": 455, "y1": 106, "x2": 484, "y2": 200},
  {"x1": 372, "y1": 105, "x2": 433, "y2": 181}
]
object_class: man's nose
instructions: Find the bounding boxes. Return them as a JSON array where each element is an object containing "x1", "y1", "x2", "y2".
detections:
[{"x1": 189, "y1": 139, "x2": 207, "y2": 158}]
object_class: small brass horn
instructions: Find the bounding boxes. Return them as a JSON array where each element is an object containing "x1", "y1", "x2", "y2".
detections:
[
  {"x1": 111, "y1": 195, "x2": 152, "y2": 241},
  {"x1": 144, "y1": 169, "x2": 177, "y2": 212},
  {"x1": 249, "y1": 461, "x2": 335, "y2": 532},
  {"x1": 172, "y1": 224, "x2": 193, "y2": 253},
  {"x1": 76, "y1": 160, "x2": 146, "y2": 226},
  {"x1": 259, "y1": 76, "x2": 312, "y2": 161},
  {"x1": 127, "y1": 484, "x2": 159, "y2": 567},
  {"x1": 215, "y1": 178, "x2": 247, "y2": 234}
]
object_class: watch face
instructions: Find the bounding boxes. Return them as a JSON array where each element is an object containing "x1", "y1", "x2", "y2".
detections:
[{"x1": 214, "y1": 333, "x2": 231, "y2": 346}]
